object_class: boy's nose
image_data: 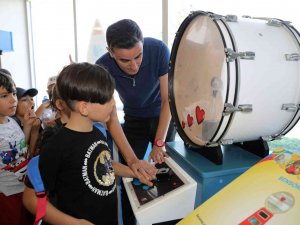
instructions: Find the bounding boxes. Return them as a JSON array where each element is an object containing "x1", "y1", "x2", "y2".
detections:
[
  {"x1": 10, "y1": 94, "x2": 17, "y2": 103},
  {"x1": 29, "y1": 101, "x2": 35, "y2": 109}
]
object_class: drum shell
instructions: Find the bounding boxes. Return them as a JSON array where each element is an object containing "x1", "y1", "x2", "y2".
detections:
[{"x1": 169, "y1": 11, "x2": 300, "y2": 148}]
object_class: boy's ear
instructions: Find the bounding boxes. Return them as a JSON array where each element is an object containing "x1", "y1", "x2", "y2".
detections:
[
  {"x1": 55, "y1": 99, "x2": 63, "y2": 111},
  {"x1": 77, "y1": 101, "x2": 88, "y2": 117}
]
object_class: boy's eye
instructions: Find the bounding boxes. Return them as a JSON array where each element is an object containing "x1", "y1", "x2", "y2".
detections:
[{"x1": 0, "y1": 94, "x2": 8, "y2": 98}]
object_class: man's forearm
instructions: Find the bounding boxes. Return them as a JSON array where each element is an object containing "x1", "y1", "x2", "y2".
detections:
[
  {"x1": 106, "y1": 107, "x2": 138, "y2": 164},
  {"x1": 155, "y1": 99, "x2": 171, "y2": 141}
]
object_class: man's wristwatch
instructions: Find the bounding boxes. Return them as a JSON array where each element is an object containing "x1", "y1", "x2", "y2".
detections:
[{"x1": 154, "y1": 139, "x2": 165, "y2": 147}]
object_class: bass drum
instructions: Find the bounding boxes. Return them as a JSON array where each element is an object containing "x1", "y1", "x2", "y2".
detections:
[{"x1": 169, "y1": 11, "x2": 300, "y2": 148}]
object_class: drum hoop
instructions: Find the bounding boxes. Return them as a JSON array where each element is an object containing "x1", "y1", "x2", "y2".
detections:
[
  {"x1": 169, "y1": 11, "x2": 241, "y2": 147},
  {"x1": 281, "y1": 110, "x2": 300, "y2": 137},
  {"x1": 211, "y1": 17, "x2": 240, "y2": 145},
  {"x1": 272, "y1": 21, "x2": 300, "y2": 138},
  {"x1": 208, "y1": 18, "x2": 231, "y2": 144},
  {"x1": 169, "y1": 11, "x2": 209, "y2": 148}
]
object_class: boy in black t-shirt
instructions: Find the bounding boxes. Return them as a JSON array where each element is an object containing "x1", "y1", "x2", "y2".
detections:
[{"x1": 23, "y1": 63, "x2": 150, "y2": 225}]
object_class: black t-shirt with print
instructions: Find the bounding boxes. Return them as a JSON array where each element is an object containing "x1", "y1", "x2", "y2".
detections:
[{"x1": 39, "y1": 126, "x2": 118, "y2": 225}]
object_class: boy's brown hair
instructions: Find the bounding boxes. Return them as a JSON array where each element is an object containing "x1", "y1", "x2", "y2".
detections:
[
  {"x1": 56, "y1": 62, "x2": 115, "y2": 110},
  {"x1": 0, "y1": 69, "x2": 15, "y2": 93}
]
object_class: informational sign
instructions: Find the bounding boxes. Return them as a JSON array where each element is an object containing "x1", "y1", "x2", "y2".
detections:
[{"x1": 178, "y1": 148, "x2": 300, "y2": 225}]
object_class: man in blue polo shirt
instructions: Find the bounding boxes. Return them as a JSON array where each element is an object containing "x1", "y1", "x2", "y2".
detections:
[{"x1": 96, "y1": 19, "x2": 176, "y2": 225}]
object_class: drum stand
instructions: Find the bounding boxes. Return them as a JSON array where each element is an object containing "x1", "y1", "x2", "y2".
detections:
[
  {"x1": 234, "y1": 138, "x2": 270, "y2": 158},
  {"x1": 187, "y1": 138, "x2": 269, "y2": 165},
  {"x1": 187, "y1": 145, "x2": 224, "y2": 165}
]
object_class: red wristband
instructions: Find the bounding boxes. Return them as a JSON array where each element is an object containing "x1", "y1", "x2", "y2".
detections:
[{"x1": 154, "y1": 139, "x2": 165, "y2": 147}]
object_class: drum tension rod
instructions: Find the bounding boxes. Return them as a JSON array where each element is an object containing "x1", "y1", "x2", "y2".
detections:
[
  {"x1": 281, "y1": 103, "x2": 299, "y2": 112},
  {"x1": 223, "y1": 103, "x2": 253, "y2": 116},
  {"x1": 285, "y1": 53, "x2": 300, "y2": 61},
  {"x1": 262, "y1": 135, "x2": 282, "y2": 142},
  {"x1": 225, "y1": 48, "x2": 255, "y2": 62},
  {"x1": 266, "y1": 19, "x2": 291, "y2": 27},
  {"x1": 225, "y1": 15, "x2": 238, "y2": 22}
]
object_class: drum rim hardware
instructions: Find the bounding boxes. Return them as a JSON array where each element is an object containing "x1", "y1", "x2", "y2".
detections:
[
  {"x1": 261, "y1": 135, "x2": 283, "y2": 142},
  {"x1": 281, "y1": 103, "x2": 300, "y2": 112},
  {"x1": 266, "y1": 19, "x2": 291, "y2": 27},
  {"x1": 225, "y1": 15, "x2": 238, "y2": 22},
  {"x1": 225, "y1": 48, "x2": 255, "y2": 62},
  {"x1": 246, "y1": 17, "x2": 292, "y2": 27},
  {"x1": 285, "y1": 53, "x2": 300, "y2": 61},
  {"x1": 223, "y1": 103, "x2": 253, "y2": 116}
]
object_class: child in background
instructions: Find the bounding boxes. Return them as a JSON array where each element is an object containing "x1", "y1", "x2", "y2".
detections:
[
  {"x1": 13, "y1": 87, "x2": 41, "y2": 158},
  {"x1": 50, "y1": 84, "x2": 70, "y2": 126},
  {"x1": 23, "y1": 62, "x2": 150, "y2": 225},
  {"x1": 35, "y1": 75, "x2": 57, "y2": 128},
  {"x1": 0, "y1": 72, "x2": 34, "y2": 225},
  {"x1": 46, "y1": 76, "x2": 57, "y2": 96},
  {"x1": 22, "y1": 84, "x2": 71, "y2": 224},
  {"x1": 36, "y1": 84, "x2": 71, "y2": 152}
]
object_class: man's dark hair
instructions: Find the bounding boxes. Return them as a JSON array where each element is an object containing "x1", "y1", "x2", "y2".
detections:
[
  {"x1": 0, "y1": 69, "x2": 15, "y2": 93},
  {"x1": 106, "y1": 19, "x2": 143, "y2": 50},
  {"x1": 56, "y1": 62, "x2": 115, "y2": 110}
]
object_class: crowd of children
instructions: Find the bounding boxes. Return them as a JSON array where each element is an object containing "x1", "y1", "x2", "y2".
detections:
[
  {"x1": 0, "y1": 69, "x2": 34, "y2": 225},
  {"x1": 0, "y1": 61, "x2": 157, "y2": 225},
  {"x1": 0, "y1": 17, "x2": 177, "y2": 225}
]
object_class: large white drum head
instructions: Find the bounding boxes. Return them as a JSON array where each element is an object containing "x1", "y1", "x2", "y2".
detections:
[
  {"x1": 170, "y1": 14, "x2": 227, "y2": 146},
  {"x1": 169, "y1": 11, "x2": 300, "y2": 148}
]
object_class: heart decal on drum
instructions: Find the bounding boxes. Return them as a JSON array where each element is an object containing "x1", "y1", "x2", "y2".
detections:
[
  {"x1": 195, "y1": 106, "x2": 205, "y2": 125},
  {"x1": 181, "y1": 120, "x2": 185, "y2": 129},
  {"x1": 187, "y1": 114, "x2": 193, "y2": 127}
]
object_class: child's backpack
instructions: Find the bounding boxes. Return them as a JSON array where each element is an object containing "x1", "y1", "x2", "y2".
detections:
[{"x1": 27, "y1": 156, "x2": 46, "y2": 225}]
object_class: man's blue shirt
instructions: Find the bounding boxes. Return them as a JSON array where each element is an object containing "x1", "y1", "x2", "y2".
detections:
[{"x1": 96, "y1": 37, "x2": 170, "y2": 118}]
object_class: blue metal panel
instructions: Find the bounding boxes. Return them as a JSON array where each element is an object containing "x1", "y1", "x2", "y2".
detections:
[{"x1": 166, "y1": 141, "x2": 261, "y2": 207}]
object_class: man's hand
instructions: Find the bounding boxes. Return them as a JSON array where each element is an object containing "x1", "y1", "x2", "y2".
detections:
[
  {"x1": 149, "y1": 146, "x2": 169, "y2": 164},
  {"x1": 128, "y1": 159, "x2": 157, "y2": 186}
]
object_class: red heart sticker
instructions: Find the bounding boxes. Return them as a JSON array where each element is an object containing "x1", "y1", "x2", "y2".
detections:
[
  {"x1": 187, "y1": 114, "x2": 193, "y2": 127},
  {"x1": 182, "y1": 120, "x2": 185, "y2": 129},
  {"x1": 195, "y1": 106, "x2": 205, "y2": 124}
]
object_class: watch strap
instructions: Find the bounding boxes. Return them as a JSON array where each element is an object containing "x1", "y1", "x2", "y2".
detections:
[{"x1": 154, "y1": 139, "x2": 165, "y2": 147}]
